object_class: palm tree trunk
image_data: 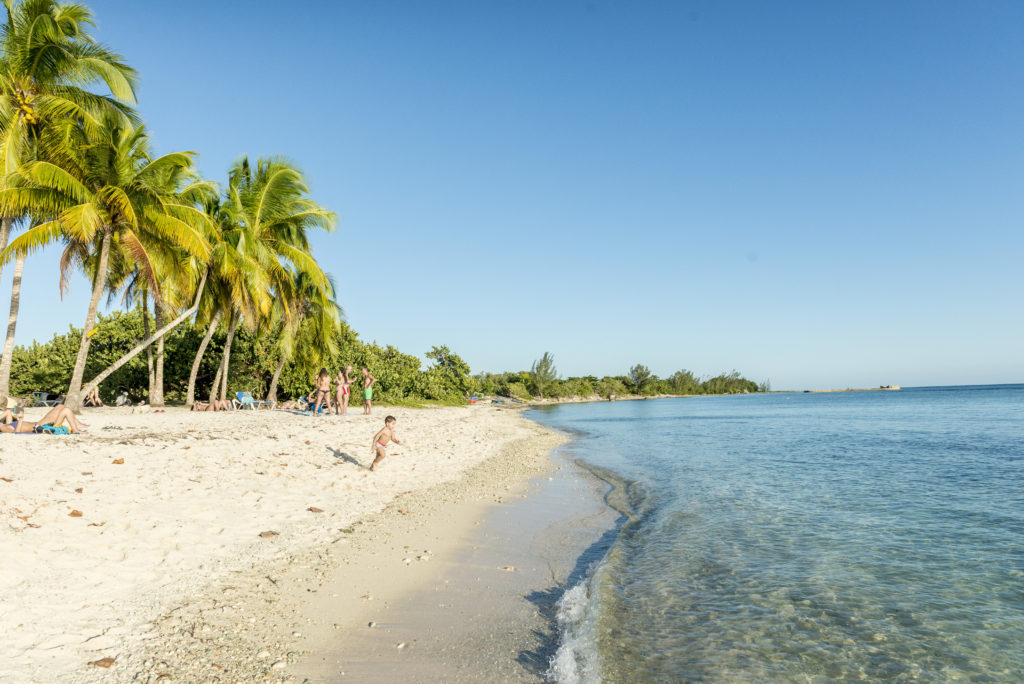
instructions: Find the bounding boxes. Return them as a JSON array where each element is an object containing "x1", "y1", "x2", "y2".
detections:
[
  {"x1": 65, "y1": 229, "x2": 113, "y2": 412},
  {"x1": 142, "y1": 292, "x2": 154, "y2": 398},
  {"x1": 151, "y1": 298, "x2": 166, "y2": 407},
  {"x1": 186, "y1": 309, "x2": 222, "y2": 407},
  {"x1": 81, "y1": 269, "x2": 209, "y2": 399},
  {"x1": 209, "y1": 356, "x2": 224, "y2": 404},
  {"x1": 0, "y1": 217, "x2": 11, "y2": 279},
  {"x1": 267, "y1": 354, "x2": 287, "y2": 403},
  {"x1": 0, "y1": 252, "x2": 26, "y2": 407},
  {"x1": 218, "y1": 313, "x2": 240, "y2": 402}
]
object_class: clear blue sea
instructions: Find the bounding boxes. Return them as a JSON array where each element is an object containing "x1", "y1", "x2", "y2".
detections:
[{"x1": 527, "y1": 385, "x2": 1024, "y2": 682}]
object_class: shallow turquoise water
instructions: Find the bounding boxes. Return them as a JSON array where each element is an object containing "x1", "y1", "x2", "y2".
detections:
[{"x1": 529, "y1": 385, "x2": 1024, "y2": 682}]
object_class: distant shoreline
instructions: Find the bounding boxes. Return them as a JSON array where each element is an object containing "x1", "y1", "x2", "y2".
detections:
[
  {"x1": 803, "y1": 385, "x2": 901, "y2": 393},
  {"x1": 505, "y1": 391, "x2": 764, "y2": 408}
]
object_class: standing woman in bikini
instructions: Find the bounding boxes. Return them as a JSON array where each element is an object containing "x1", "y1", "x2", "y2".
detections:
[
  {"x1": 335, "y1": 366, "x2": 352, "y2": 415},
  {"x1": 314, "y1": 368, "x2": 333, "y2": 414}
]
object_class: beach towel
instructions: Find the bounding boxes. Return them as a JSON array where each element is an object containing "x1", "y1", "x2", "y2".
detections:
[{"x1": 34, "y1": 424, "x2": 70, "y2": 435}]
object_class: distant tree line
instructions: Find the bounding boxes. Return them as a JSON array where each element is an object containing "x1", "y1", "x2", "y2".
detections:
[
  {"x1": 476, "y1": 354, "x2": 762, "y2": 400},
  {"x1": 9, "y1": 319, "x2": 764, "y2": 406}
]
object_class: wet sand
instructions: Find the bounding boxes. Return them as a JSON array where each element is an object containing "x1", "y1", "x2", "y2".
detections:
[{"x1": 290, "y1": 447, "x2": 617, "y2": 683}]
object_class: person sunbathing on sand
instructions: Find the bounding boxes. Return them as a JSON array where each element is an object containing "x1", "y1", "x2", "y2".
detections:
[
  {"x1": 369, "y1": 415, "x2": 401, "y2": 471},
  {"x1": 191, "y1": 399, "x2": 233, "y2": 412},
  {"x1": 0, "y1": 405, "x2": 89, "y2": 434},
  {"x1": 277, "y1": 392, "x2": 311, "y2": 410}
]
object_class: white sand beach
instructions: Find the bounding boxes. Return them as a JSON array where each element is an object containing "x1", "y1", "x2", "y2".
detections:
[{"x1": 0, "y1": 403, "x2": 562, "y2": 683}]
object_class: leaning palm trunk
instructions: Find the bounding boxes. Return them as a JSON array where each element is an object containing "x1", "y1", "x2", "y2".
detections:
[
  {"x1": 151, "y1": 299, "x2": 166, "y2": 407},
  {"x1": 267, "y1": 355, "x2": 288, "y2": 403},
  {"x1": 185, "y1": 310, "x2": 223, "y2": 407},
  {"x1": 81, "y1": 270, "x2": 209, "y2": 401},
  {"x1": 65, "y1": 230, "x2": 114, "y2": 412},
  {"x1": 0, "y1": 252, "x2": 26, "y2": 406},
  {"x1": 217, "y1": 314, "x2": 240, "y2": 402},
  {"x1": 208, "y1": 358, "x2": 224, "y2": 404}
]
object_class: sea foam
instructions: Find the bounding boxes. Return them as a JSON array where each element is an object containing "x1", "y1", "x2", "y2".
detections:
[{"x1": 546, "y1": 573, "x2": 601, "y2": 683}]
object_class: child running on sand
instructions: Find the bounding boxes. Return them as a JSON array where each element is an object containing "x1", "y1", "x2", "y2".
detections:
[
  {"x1": 369, "y1": 415, "x2": 401, "y2": 471},
  {"x1": 361, "y1": 367, "x2": 376, "y2": 415}
]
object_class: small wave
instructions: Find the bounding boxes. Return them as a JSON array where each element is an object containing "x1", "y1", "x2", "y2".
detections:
[
  {"x1": 546, "y1": 460, "x2": 652, "y2": 683},
  {"x1": 546, "y1": 573, "x2": 601, "y2": 683}
]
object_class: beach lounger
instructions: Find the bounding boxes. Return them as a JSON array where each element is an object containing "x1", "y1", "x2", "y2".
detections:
[
  {"x1": 233, "y1": 391, "x2": 276, "y2": 410},
  {"x1": 31, "y1": 392, "x2": 58, "y2": 407}
]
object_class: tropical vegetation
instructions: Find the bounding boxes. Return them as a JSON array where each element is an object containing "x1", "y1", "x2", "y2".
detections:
[{"x1": 7, "y1": 326, "x2": 763, "y2": 405}]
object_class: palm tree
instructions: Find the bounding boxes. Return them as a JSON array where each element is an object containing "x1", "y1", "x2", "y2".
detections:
[
  {"x1": 265, "y1": 268, "x2": 341, "y2": 403},
  {"x1": 77, "y1": 175, "x2": 216, "y2": 407},
  {"x1": 183, "y1": 196, "x2": 262, "y2": 407},
  {"x1": 207, "y1": 156, "x2": 335, "y2": 402},
  {"x1": 0, "y1": 119, "x2": 211, "y2": 411},
  {"x1": 0, "y1": 0, "x2": 137, "y2": 406},
  {"x1": 101, "y1": 169, "x2": 215, "y2": 406}
]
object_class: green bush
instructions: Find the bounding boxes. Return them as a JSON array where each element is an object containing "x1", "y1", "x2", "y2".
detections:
[{"x1": 504, "y1": 382, "x2": 532, "y2": 400}]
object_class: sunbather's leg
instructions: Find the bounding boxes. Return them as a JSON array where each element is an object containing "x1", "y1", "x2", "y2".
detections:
[{"x1": 38, "y1": 405, "x2": 88, "y2": 433}]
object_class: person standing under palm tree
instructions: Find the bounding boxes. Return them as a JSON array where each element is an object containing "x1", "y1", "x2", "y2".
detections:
[{"x1": 361, "y1": 367, "x2": 376, "y2": 415}]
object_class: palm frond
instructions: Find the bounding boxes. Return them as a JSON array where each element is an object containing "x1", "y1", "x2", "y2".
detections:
[
  {"x1": 0, "y1": 216, "x2": 63, "y2": 265},
  {"x1": 20, "y1": 160, "x2": 88, "y2": 200}
]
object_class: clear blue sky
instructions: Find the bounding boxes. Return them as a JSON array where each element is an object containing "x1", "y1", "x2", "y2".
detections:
[{"x1": 2, "y1": 0, "x2": 1022, "y2": 389}]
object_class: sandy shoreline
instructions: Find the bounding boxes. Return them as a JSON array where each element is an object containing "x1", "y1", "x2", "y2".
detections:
[
  {"x1": 290, "y1": 431, "x2": 617, "y2": 683},
  {"x1": 0, "y1": 403, "x2": 566, "y2": 683}
]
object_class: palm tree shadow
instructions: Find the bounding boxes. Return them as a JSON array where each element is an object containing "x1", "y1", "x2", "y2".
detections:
[
  {"x1": 328, "y1": 447, "x2": 364, "y2": 468},
  {"x1": 515, "y1": 515, "x2": 625, "y2": 677}
]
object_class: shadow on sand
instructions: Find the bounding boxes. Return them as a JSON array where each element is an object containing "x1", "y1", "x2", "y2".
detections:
[{"x1": 327, "y1": 447, "x2": 364, "y2": 468}]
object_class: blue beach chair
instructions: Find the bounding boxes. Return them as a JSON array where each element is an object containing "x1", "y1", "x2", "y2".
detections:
[
  {"x1": 233, "y1": 391, "x2": 276, "y2": 410},
  {"x1": 31, "y1": 392, "x2": 58, "y2": 407}
]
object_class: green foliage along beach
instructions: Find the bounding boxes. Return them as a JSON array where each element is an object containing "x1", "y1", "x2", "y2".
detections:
[{"x1": 7, "y1": 312, "x2": 761, "y2": 405}]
